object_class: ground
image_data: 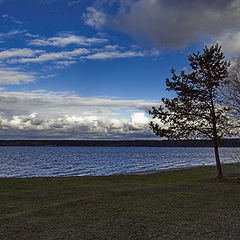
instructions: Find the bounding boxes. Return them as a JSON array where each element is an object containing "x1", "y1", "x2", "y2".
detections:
[{"x1": 1, "y1": 164, "x2": 240, "y2": 240}]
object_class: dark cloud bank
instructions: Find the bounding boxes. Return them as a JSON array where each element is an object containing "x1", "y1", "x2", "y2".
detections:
[{"x1": 108, "y1": 0, "x2": 240, "y2": 49}]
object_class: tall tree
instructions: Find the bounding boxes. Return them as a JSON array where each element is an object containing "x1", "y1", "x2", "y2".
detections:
[
  {"x1": 220, "y1": 57, "x2": 240, "y2": 118},
  {"x1": 149, "y1": 44, "x2": 231, "y2": 178}
]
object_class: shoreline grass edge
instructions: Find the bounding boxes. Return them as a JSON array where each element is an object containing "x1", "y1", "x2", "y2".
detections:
[{"x1": 1, "y1": 163, "x2": 240, "y2": 239}]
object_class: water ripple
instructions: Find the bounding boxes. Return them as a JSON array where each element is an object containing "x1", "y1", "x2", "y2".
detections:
[{"x1": 0, "y1": 147, "x2": 239, "y2": 178}]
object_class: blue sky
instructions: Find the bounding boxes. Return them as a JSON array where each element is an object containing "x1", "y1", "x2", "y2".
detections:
[{"x1": 0, "y1": 0, "x2": 240, "y2": 139}]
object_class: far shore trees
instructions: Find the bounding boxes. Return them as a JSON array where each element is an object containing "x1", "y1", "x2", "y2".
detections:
[{"x1": 149, "y1": 44, "x2": 231, "y2": 178}]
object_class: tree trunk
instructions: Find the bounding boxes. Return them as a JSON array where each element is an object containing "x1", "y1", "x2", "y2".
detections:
[
  {"x1": 209, "y1": 90, "x2": 223, "y2": 178},
  {"x1": 213, "y1": 137, "x2": 223, "y2": 178}
]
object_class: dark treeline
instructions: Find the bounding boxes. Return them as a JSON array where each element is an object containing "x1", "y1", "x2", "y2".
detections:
[{"x1": 0, "y1": 139, "x2": 239, "y2": 147}]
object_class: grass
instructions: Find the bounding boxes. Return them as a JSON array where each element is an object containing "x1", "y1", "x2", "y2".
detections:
[{"x1": 1, "y1": 164, "x2": 240, "y2": 239}]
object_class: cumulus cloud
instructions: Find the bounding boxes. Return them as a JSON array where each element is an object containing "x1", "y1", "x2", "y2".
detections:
[
  {"x1": 28, "y1": 33, "x2": 108, "y2": 47},
  {"x1": 0, "y1": 68, "x2": 36, "y2": 85},
  {"x1": 130, "y1": 112, "x2": 148, "y2": 125},
  {"x1": 107, "y1": 0, "x2": 240, "y2": 49},
  {"x1": 0, "y1": 112, "x2": 153, "y2": 139},
  {"x1": 82, "y1": 7, "x2": 106, "y2": 29},
  {"x1": 0, "y1": 90, "x2": 158, "y2": 139}
]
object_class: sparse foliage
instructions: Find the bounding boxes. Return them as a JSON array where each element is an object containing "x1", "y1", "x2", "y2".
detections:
[
  {"x1": 149, "y1": 44, "x2": 231, "y2": 178},
  {"x1": 220, "y1": 57, "x2": 240, "y2": 118}
]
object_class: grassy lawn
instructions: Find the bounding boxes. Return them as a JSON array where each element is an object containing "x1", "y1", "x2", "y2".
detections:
[{"x1": 1, "y1": 164, "x2": 240, "y2": 240}]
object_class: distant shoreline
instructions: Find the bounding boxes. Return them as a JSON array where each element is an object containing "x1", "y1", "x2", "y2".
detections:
[{"x1": 0, "y1": 139, "x2": 239, "y2": 147}]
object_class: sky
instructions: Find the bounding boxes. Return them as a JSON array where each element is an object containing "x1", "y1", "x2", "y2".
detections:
[{"x1": 0, "y1": 0, "x2": 240, "y2": 140}]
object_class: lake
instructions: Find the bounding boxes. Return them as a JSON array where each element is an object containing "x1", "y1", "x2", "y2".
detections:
[{"x1": 0, "y1": 147, "x2": 239, "y2": 178}]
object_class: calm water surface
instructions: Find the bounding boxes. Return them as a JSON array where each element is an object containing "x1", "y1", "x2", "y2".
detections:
[{"x1": 0, "y1": 147, "x2": 239, "y2": 178}]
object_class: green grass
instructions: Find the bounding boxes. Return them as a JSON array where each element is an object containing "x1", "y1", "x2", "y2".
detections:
[{"x1": 1, "y1": 164, "x2": 240, "y2": 239}]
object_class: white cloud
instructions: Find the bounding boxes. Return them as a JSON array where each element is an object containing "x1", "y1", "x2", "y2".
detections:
[
  {"x1": 55, "y1": 60, "x2": 77, "y2": 68},
  {"x1": 130, "y1": 112, "x2": 149, "y2": 125},
  {"x1": 0, "y1": 30, "x2": 26, "y2": 39},
  {"x1": 28, "y1": 33, "x2": 108, "y2": 47},
  {"x1": 67, "y1": 0, "x2": 81, "y2": 7},
  {"x1": 81, "y1": 50, "x2": 144, "y2": 60},
  {"x1": 82, "y1": 7, "x2": 106, "y2": 29},
  {"x1": 11, "y1": 48, "x2": 89, "y2": 63},
  {"x1": 25, "y1": 33, "x2": 40, "y2": 38},
  {"x1": 0, "y1": 68, "x2": 36, "y2": 85},
  {"x1": 39, "y1": 74, "x2": 56, "y2": 79},
  {"x1": 104, "y1": 45, "x2": 119, "y2": 50},
  {"x1": 2, "y1": 89, "x2": 234, "y2": 139},
  {"x1": 0, "y1": 90, "x2": 160, "y2": 139},
  {"x1": 81, "y1": 47, "x2": 160, "y2": 60},
  {"x1": 2, "y1": 14, "x2": 23, "y2": 25},
  {"x1": 0, "y1": 112, "x2": 153, "y2": 139},
  {"x1": 8, "y1": 47, "x2": 152, "y2": 64},
  {"x1": 0, "y1": 30, "x2": 26, "y2": 43},
  {"x1": 0, "y1": 48, "x2": 42, "y2": 59},
  {"x1": 213, "y1": 31, "x2": 240, "y2": 56},
  {"x1": 0, "y1": 90, "x2": 159, "y2": 119}
]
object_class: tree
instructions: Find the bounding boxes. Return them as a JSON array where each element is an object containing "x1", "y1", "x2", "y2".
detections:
[
  {"x1": 220, "y1": 56, "x2": 240, "y2": 118},
  {"x1": 149, "y1": 44, "x2": 231, "y2": 178}
]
